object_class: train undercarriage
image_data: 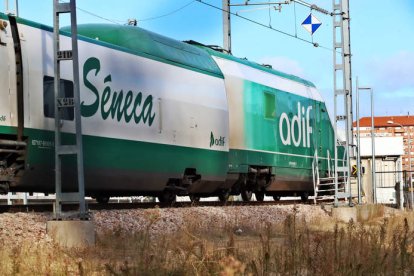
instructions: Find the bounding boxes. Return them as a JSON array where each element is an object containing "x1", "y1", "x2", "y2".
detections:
[
  {"x1": 1, "y1": 131, "x2": 315, "y2": 205},
  {"x1": 0, "y1": 134, "x2": 27, "y2": 195},
  {"x1": 157, "y1": 165, "x2": 314, "y2": 204}
]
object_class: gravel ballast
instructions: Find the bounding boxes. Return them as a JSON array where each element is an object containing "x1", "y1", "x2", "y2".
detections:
[{"x1": 0, "y1": 205, "x2": 330, "y2": 245}]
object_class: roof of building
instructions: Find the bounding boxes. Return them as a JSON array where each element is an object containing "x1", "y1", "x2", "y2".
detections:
[{"x1": 353, "y1": 115, "x2": 414, "y2": 127}]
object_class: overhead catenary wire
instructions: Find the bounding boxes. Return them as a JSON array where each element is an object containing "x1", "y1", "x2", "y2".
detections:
[
  {"x1": 76, "y1": 6, "x2": 124, "y2": 25},
  {"x1": 138, "y1": 0, "x2": 196, "y2": 22},
  {"x1": 62, "y1": 1, "x2": 196, "y2": 25},
  {"x1": 235, "y1": 5, "x2": 276, "y2": 14},
  {"x1": 196, "y1": 0, "x2": 335, "y2": 52},
  {"x1": 291, "y1": 0, "x2": 332, "y2": 15},
  {"x1": 59, "y1": 1, "x2": 124, "y2": 24},
  {"x1": 60, "y1": 0, "x2": 335, "y2": 52}
]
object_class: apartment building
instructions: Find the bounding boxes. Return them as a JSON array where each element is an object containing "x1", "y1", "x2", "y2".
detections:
[{"x1": 353, "y1": 115, "x2": 414, "y2": 174}]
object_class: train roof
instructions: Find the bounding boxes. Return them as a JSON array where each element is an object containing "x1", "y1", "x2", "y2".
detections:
[
  {"x1": 68, "y1": 24, "x2": 224, "y2": 79},
  {"x1": 0, "y1": 13, "x2": 223, "y2": 78},
  {"x1": 73, "y1": 25, "x2": 315, "y2": 88},
  {"x1": 186, "y1": 41, "x2": 316, "y2": 88},
  {"x1": 2, "y1": 12, "x2": 316, "y2": 89}
]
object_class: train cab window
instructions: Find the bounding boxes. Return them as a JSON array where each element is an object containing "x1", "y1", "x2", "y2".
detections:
[
  {"x1": 264, "y1": 92, "x2": 276, "y2": 120},
  {"x1": 43, "y1": 76, "x2": 74, "y2": 120}
]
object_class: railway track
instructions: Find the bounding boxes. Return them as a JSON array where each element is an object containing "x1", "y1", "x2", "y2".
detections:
[{"x1": 0, "y1": 198, "x2": 336, "y2": 213}]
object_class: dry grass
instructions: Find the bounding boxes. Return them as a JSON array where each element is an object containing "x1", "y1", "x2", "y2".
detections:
[{"x1": 2, "y1": 207, "x2": 414, "y2": 275}]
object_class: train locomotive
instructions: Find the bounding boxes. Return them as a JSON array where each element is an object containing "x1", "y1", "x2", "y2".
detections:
[{"x1": 0, "y1": 12, "x2": 336, "y2": 203}]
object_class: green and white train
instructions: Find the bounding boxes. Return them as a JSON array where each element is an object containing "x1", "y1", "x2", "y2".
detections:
[{"x1": 0, "y1": 13, "x2": 335, "y2": 203}]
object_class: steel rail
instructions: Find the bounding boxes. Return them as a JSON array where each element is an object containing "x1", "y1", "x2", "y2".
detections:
[{"x1": 0, "y1": 198, "x2": 340, "y2": 213}]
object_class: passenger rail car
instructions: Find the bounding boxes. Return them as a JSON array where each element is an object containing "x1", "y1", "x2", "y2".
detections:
[{"x1": 0, "y1": 13, "x2": 336, "y2": 203}]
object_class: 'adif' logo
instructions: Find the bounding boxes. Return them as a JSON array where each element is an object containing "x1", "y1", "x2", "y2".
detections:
[
  {"x1": 210, "y1": 131, "x2": 225, "y2": 147},
  {"x1": 279, "y1": 102, "x2": 313, "y2": 148}
]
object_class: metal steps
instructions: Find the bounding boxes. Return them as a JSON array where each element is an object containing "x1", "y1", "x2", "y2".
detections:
[{"x1": 312, "y1": 149, "x2": 349, "y2": 203}]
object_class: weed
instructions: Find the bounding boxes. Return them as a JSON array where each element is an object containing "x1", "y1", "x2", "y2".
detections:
[{"x1": 3, "y1": 210, "x2": 414, "y2": 275}]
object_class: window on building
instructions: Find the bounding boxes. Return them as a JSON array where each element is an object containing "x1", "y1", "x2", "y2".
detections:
[
  {"x1": 263, "y1": 92, "x2": 276, "y2": 120},
  {"x1": 43, "y1": 76, "x2": 74, "y2": 121}
]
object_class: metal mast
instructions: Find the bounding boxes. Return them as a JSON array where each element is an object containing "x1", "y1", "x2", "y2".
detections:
[
  {"x1": 53, "y1": 0, "x2": 87, "y2": 219},
  {"x1": 4, "y1": 0, "x2": 19, "y2": 16},
  {"x1": 222, "y1": 0, "x2": 231, "y2": 53},
  {"x1": 333, "y1": 0, "x2": 353, "y2": 206}
]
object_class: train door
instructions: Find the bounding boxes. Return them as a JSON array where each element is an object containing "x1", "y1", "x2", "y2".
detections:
[
  {"x1": 0, "y1": 17, "x2": 17, "y2": 129},
  {"x1": 7, "y1": 16, "x2": 24, "y2": 140},
  {"x1": 313, "y1": 101, "x2": 322, "y2": 157},
  {"x1": 315, "y1": 101, "x2": 329, "y2": 177}
]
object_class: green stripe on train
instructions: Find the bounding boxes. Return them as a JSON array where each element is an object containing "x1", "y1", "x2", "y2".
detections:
[{"x1": 0, "y1": 126, "x2": 228, "y2": 177}]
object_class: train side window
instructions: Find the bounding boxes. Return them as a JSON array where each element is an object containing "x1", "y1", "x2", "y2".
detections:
[
  {"x1": 43, "y1": 76, "x2": 74, "y2": 120},
  {"x1": 264, "y1": 92, "x2": 276, "y2": 120}
]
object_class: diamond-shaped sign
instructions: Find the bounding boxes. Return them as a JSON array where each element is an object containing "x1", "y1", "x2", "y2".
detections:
[{"x1": 302, "y1": 14, "x2": 322, "y2": 35}]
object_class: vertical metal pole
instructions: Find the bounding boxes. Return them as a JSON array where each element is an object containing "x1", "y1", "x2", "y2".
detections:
[
  {"x1": 370, "y1": 88, "x2": 376, "y2": 203},
  {"x1": 332, "y1": 0, "x2": 354, "y2": 206},
  {"x1": 222, "y1": 0, "x2": 231, "y2": 54},
  {"x1": 53, "y1": 0, "x2": 86, "y2": 219},
  {"x1": 53, "y1": 0, "x2": 62, "y2": 218},
  {"x1": 4, "y1": 0, "x2": 18, "y2": 16},
  {"x1": 409, "y1": 128, "x2": 413, "y2": 209},
  {"x1": 398, "y1": 158, "x2": 404, "y2": 210},
  {"x1": 356, "y1": 77, "x2": 362, "y2": 204},
  {"x1": 70, "y1": 0, "x2": 86, "y2": 217},
  {"x1": 341, "y1": 0, "x2": 353, "y2": 207},
  {"x1": 332, "y1": 0, "x2": 339, "y2": 207},
  {"x1": 14, "y1": 0, "x2": 18, "y2": 16}
]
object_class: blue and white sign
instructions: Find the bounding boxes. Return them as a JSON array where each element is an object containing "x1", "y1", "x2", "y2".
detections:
[{"x1": 302, "y1": 14, "x2": 322, "y2": 35}]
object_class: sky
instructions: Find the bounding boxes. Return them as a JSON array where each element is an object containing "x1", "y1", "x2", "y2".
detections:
[{"x1": 1, "y1": 0, "x2": 413, "y2": 120}]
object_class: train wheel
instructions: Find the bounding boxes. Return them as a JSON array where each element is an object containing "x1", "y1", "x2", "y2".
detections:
[
  {"x1": 273, "y1": 195, "x2": 281, "y2": 201},
  {"x1": 158, "y1": 191, "x2": 176, "y2": 203},
  {"x1": 241, "y1": 188, "x2": 252, "y2": 202},
  {"x1": 301, "y1": 192, "x2": 309, "y2": 202},
  {"x1": 218, "y1": 190, "x2": 230, "y2": 202},
  {"x1": 255, "y1": 191, "x2": 265, "y2": 202},
  {"x1": 189, "y1": 195, "x2": 200, "y2": 203},
  {"x1": 96, "y1": 196, "x2": 110, "y2": 204}
]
